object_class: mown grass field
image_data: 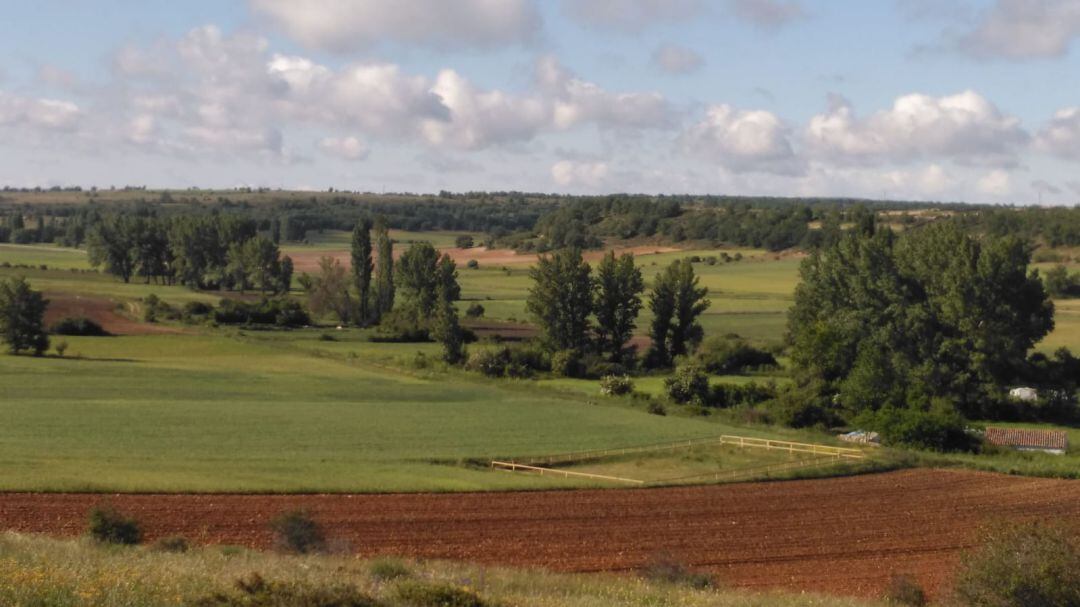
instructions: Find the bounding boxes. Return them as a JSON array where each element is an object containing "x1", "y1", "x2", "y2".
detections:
[{"x1": 0, "y1": 533, "x2": 879, "y2": 607}]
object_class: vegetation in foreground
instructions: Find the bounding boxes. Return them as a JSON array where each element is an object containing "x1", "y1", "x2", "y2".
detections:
[{"x1": 0, "y1": 532, "x2": 879, "y2": 607}]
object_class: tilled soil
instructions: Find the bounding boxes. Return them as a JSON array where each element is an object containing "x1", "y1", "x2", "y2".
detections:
[
  {"x1": 45, "y1": 293, "x2": 183, "y2": 335},
  {"x1": 2, "y1": 469, "x2": 1077, "y2": 599}
]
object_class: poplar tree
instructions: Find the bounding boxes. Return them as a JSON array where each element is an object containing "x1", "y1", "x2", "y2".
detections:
[
  {"x1": 593, "y1": 251, "x2": 644, "y2": 362},
  {"x1": 351, "y1": 218, "x2": 374, "y2": 326}
]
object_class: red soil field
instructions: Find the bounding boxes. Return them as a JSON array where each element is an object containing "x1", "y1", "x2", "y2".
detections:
[
  {"x1": 44, "y1": 293, "x2": 182, "y2": 336},
  {"x1": 2, "y1": 469, "x2": 1077, "y2": 599}
]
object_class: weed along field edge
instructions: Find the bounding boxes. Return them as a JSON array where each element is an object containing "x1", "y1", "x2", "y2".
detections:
[{"x1": 1, "y1": 469, "x2": 1077, "y2": 600}]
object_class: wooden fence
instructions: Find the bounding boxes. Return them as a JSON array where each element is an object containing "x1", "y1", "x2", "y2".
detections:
[{"x1": 490, "y1": 433, "x2": 868, "y2": 486}]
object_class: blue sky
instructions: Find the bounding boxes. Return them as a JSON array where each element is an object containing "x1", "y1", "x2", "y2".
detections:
[{"x1": 1, "y1": 0, "x2": 1079, "y2": 204}]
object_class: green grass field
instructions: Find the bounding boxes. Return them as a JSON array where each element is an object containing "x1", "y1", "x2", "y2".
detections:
[{"x1": 2, "y1": 237, "x2": 1079, "y2": 493}]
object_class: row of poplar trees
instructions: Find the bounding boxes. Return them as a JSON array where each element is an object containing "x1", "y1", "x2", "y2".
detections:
[{"x1": 526, "y1": 248, "x2": 709, "y2": 369}]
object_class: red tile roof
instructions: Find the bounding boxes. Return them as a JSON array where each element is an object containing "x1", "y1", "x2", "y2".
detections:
[{"x1": 985, "y1": 427, "x2": 1069, "y2": 451}]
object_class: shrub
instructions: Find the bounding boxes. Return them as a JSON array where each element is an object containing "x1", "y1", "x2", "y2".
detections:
[
  {"x1": 368, "y1": 557, "x2": 411, "y2": 582},
  {"x1": 214, "y1": 298, "x2": 310, "y2": 328},
  {"x1": 50, "y1": 316, "x2": 108, "y2": 336},
  {"x1": 641, "y1": 554, "x2": 713, "y2": 589},
  {"x1": 143, "y1": 294, "x2": 161, "y2": 322},
  {"x1": 393, "y1": 580, "x2": 485, "y2": 607},
  {"x1": 695, "y1": 336, "x2": 778, "y2": 374},
  {"x1": 182, "y1": 301, "x2": 214, "y2": 323},
  {"x1": 664, "y1": 363, "x2": 710, "y2": 404},
  {"x1": 709, "y1": 382, "x2": 776, "y2": 408},
  {"x1": 600, "y1": 374, "x2": 634, "y2": 396},
  {"x1": 88, "y1": 505, "x2": 141, "y2": 545},
  {"x1": 193, "y1": 573, "x2": 380, "y2": 607},
  {"x1": 455, "y1": 235, "x2": 475, "y2": 249},
  {"x1": 860, "y1": 402, "x2": 977, "y2": 452},
  {"x1": 465, "y1": 345, "x2": 549, "y2": 378},
  {"x1": 466, "y1": 259, "x2": 479, "y2": 269},
  {"x1": 884, "y1": 574, "x2": 927, "y2": 606},
  {"x1": 54, "y1": 340, "x2": 68, "y2": 357},
  {"x1": 269, "y1": 510, "x2": 325, "y2": 554},
  {"x1": 370, "y1": 309, "x2": 431, "y2": 343},
  {"x1": 153, "y1": 535, "x2": 191, "y2": 553},
  {"x1": 551, "y1": 349, "x2": 584, "y2": 378},
  {"x1": 465, "y1": 303, "x2": 484, "y2": 318},
  {"x1": 647, "y1": 401, "x2": 667, "y2": 416},
  {"x1": 954, "y1": 522, "x2": 1080, "y2": 607}
]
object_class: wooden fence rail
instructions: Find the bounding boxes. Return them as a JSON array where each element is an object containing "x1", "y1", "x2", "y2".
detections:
[{"x1": 490, "y1": 461, "x2": 646, "y2": 485}]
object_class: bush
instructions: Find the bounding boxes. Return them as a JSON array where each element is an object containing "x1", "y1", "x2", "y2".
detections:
[
  {"x1": 455, "y1": 235, "x2": 475, "y2": 249},
  {"x1": 50, "y1": 316, "x2": 108, "y2": 336},
  {"x1": 214, "y1": 298, "x2": 310, "y2": 328},
  {"x1": 860, "y1": 402, "x2": 978, "y2": 452},
  {"x1": 664, "y1": 363, "x2": 710, "y2": 404},
  {"x1": 647, "y1": 401, "x2": 667, "y2": 416},
  {"x1": 954, "y1": 522, "x2": 1080, "y2": 607},
  {"x1": 370, "y1": 309, "x2": 431, "y2": 343},
  {"x1": 600, "y1": 374, "x2": 634, "y2": 396},
  {"x1": 695, "y1": 336, "x2": 778, "y2": 374},
  {"x1": 153, "y1": 535, "x2": 191, "y2": 553},
  {"x1": 465, "y1": 345, "x2": 549, "y2": 378},
  {"x1": 884, "y1": 574, "x2": 926, "y2": 606},
  {"x1": 193, "y1": 573, "x2": 379, "y2": 607},
  {"x1": 182, "y1": 301, "x2": 214, "y2": 323},
  {"x1": 466, "y1": 259, "x2": 479, "y2": 269},
  {"x1": 88, "y1": 505, "x2": 141, "y2": 545},
  {"x1": 641, "y1": 554, "x2": 713, "y2": 589},
  {"x1": 368, "y1": 557, "x2": 411, "y2": 582},
  {"x1": 551, "y1": 349, "x2": 584, "y2": 378},
  {"x1": 709, "y1": 381, "x2": 776, "y2": 408},
  {"x1": 269, "y1": 510, "x2": 325, "y2": 554},
  {"x1": 465, "y1": 303, "x2": 484, "y2": 318},
  {"x1": 392, "y1": 580, "x2": 485, "y2": 607},
  {"x1": 54, "y1": 340, "x2": 68, "y2": 357}
]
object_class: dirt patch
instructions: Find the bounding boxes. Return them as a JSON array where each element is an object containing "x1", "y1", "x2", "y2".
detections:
[
  {"x1": 44, "y1": 294, "x2": 182, "y2": 336},
  {"x1": 1, "y1": 469, "x2": 1077, "y2": 599},
  {"x1": 287, "y1": 245, "x2": 683, "y2": 274}
]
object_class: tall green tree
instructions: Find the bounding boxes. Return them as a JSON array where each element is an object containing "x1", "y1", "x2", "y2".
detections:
[
  {"x1": 788, "y1": 222, "x2": 1054, "y2": 420},
  {"x1": 645, "y1": 259, "x2": 709, "y2": 367},
  {"x1": 303, "y1": 256, "x2": 352, "y2": 324},
  {"x1": 593, "y1": 251, "x2": 644, "y2": 361},
  {"x1": 526, "y1": 248, "x2": 593, "y2": 352},
  {"x1": 373, "y1": 219, "x2": 394, "y2": 321},
  {"x1": 351, "y1": 218, "x2": 374, "y2": 326},
  {"x1": 432, "y1": 282, "x2": 465, "y2": 364},
  {"x1": 0, "y1": 276, "x2": 49, "y2": 356}
]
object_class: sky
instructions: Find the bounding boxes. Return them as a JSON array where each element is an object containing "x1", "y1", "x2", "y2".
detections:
[{"x1": 2, "y1": 0, "x2": 1080, "y2": 204}]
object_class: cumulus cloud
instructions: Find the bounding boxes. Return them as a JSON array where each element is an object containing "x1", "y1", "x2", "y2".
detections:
[
  {"x1": 551, "y1": 159, "x2": 611, "y2": 189},
  {"x1": 978, "y1": 169, "x2": 1012, "y2": 196},
  {"x1": 536, "y1": 56, "x2": 674, "y2": 131},
  {"x1": 1034, "y1": 107, "x2": 1080, "y2": 159},
  {"x1": 0, "y1": 91, "x2": 81, "y2": 131},
  {"x1": 681, "y1": 104, "x2": 801, "y2": 175},
  {"x1": 319, "y1": 136, "x2": 369, "y2": 160},
  {"x1": 957, "y1": 0, "x2": 1080, "y2": 60},
  {"x1": 250, "y1": 0, "x2": 541, "y2": 52},
  {"x1": 727, "y1": 0, "x2": 807, "y2": 28},
  {"x1": 651, "y1": 44, "x2": 705, "y2": 74},
  {"x1": 804, "y1": 91, "x2": 1028, "y2": 167},
  {"x1": 562, "y1": 0, "x2": 703, "y2": 32}
]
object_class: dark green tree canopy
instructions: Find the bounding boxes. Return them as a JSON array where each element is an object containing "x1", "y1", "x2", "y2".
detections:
[
  {"x1": 526, "y1": 248, "x2": 593, "y2": 352},
  {"x1": 0, "y1": 276, "x2": 49, "y2": 356},
  {"x1": 593, "y1": 251, "x2": 644, "y2": 361},
  {"x1": 788, "y1": 222, "x2": 1054, "y2": 419}
]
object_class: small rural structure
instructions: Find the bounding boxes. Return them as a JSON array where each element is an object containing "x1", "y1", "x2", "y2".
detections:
[
  {"x1": 1008, "y1": 387, "x2": 1038, "y2": 402},
  {"x1": 984, "y1": 427, "x2": 1068, "y2": 455}
]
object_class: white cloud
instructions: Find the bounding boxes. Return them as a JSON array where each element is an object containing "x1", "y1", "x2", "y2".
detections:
[
  {"x1": 250, "y1": 0, "x2": 541, "y2": 52},
  {"x1": 957, "y1": 0, "x2": 1080, "y2": 60},
  {"x1": 319, "y1": 136, "x2": 369, "y2": 160},
  {"x1": 0, "y1": 91, "x2": 81, "y2": 131},
  {"x1": 651, "y1": 44, "x2": 705, "y2": 74},
  {"x1": 728, "y1": 0, "x2": 807, "y2": 28},
  {"x1": 682, "y1": 104, "x2": 801, "y2": 175},
  {"x1": 562, "y1": 0, "x2": 703, "y2": 32},
  {"x1": 804, "y1": 91, "x2": 1028, "y2": 167},
  {"x1": 420, "y1": 69, "x2": 549, "y2": 149},
  {"x1": 1034, "y1": 107, "x2": 1080, "y2": 159},
  {"x1": 536, "y1": 56, "x2": 674, "y2": 131},
  {"x1": 977, "y1": 169, "x2": 1012, "y2": 196},
  {"x1": 551, "y1": 159, "x2": 611, "y2": 188}
]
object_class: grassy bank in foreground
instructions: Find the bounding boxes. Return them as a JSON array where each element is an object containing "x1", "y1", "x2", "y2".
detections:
[{"x1": 0, "y1": 533, "x2": 878, "y2": 607}]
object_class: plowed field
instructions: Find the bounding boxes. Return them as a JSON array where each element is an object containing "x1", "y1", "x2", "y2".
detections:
[{"x1": 2, "y1": 469, "x2": 1077, "y2": 599}]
